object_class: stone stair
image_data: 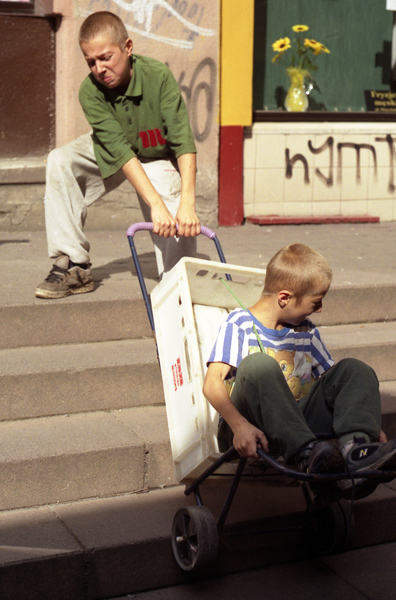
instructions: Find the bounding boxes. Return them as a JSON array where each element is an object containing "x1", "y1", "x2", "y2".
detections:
[
  {"x1": 0, "y1": 310, "x2": 175, "y2": 513},
  {"x1": 1, "y1": 281, "x2": 396, "y2": 512},
  {"x1": 1, "y1": 224, "x2": 396, "y2": 599}
]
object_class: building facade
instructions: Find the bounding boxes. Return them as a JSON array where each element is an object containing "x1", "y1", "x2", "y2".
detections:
[
  {"x1": 1, "y1": 0, "x2": 396, "y2": 230},
  {"x1": 0, "y1": 0, "x2": 220, "y2": 229},
  {"x1": 235, "y1": 0, "x2": 396, "y2": 224}
]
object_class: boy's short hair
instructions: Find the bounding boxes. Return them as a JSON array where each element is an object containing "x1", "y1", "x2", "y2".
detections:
[
  {"x1": 263, "y1": 243, "x2": 332, "y2": 299},
  {"x1": 79, "y1": 11, "x2": 129, "y2": 49}
]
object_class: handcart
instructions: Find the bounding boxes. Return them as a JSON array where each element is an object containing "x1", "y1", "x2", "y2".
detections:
[{"x1": 127, "y1": 222, "x2": 396, "y2": 573}]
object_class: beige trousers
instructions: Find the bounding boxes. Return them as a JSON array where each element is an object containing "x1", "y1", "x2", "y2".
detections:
[{"x1": 44, "y1": 132, "x2": 196, "y2": 276}]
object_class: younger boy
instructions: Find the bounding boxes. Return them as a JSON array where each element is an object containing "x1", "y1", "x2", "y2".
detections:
[
  {"x1": 35, "y1": 11, "x2": 200, "y2": 299},
  {"x1": 203, "y1": 243, "x2": 396, "y2": 504}
]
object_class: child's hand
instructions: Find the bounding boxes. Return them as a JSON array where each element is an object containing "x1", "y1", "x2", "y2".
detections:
[
  {"x1": 233, "y1": 422, "x2": 269, "y2": 459},
  {"x1": 175, "y1": 204, "x2": 201, "y2": 237},
  {"x1": 378, "y1": 429, "x2": 388, "y2": 443},
  {"x1": 151, "y1": 203, "x2": 177, "y2": 238}
]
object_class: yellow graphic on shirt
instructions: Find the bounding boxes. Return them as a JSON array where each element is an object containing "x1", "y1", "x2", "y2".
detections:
[
  {"x1": 266, "y1": 348, "x2": 301, "y2": 398},
  {"x1": 225, "y1": 347, "x2": 312, "y2": 400},
  {"x1": 249, "y1": 347, "x2": 312, "y2": 400}
]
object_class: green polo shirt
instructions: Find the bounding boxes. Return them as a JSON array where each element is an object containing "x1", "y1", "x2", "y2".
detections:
[{"x1": 79, "y1": 54, "x2": 197, "y2": 179}]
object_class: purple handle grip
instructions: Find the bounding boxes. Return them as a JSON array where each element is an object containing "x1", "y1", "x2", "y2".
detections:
[{"x1": 126, "y1": 222, "x2": 216, "y2": 240}]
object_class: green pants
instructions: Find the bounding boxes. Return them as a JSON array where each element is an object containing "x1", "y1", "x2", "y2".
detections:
[{"x1": 218, "y1": 353, "x2": 381, "y2": 462}]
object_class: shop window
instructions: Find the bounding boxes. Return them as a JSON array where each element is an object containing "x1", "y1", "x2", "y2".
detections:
[{"x1": 254, "y1": 0, "x2": 394, "y2": 115}]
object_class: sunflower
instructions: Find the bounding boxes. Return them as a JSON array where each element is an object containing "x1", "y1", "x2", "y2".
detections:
[
  {"x1": 304, "y1": 38, "x2": 321, "y2": 52},
  {"x1": 292, "y1": 25, "x2": 309, "y2": 32},
  {"x1": 272, "y1": 26, "x2": 330, "y2": 76},
  {"x1": 272, "y1": 37, "x2": 291, "y2": 54},
  {"x1": 304, "y1": 38, "x2": 330, "y2": 56}
]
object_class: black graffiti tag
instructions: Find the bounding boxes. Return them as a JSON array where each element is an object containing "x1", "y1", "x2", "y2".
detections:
[
  {"x1": 285, "y1": 135, "x2": 395, "y2": 193},
  {"x1": 175, "y1": 58, "x2": 217, "y2": 143}
]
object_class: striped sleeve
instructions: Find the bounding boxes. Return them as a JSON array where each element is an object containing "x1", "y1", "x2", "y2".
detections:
[
  {"x1": 310, "y1": 327, "x2": 334, "y2": 377},
  {"x1": 207, "y1": 319, "x2": 244, "y2": 368}
]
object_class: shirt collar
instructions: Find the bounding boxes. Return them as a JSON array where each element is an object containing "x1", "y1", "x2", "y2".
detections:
[
  {"x1": 124, "y1": 55, "x2": 141, "y2": 97},
  {"x1": 103, "y1": 55, "x2": 141, "y2": 103}
]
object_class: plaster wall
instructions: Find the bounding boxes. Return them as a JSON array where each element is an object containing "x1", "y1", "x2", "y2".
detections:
[{"x1": 244, "y1": 122, "x2": 396, "y2": 222}]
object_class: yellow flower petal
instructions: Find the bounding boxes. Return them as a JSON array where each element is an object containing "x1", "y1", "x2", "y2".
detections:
[
  {"x1": 318, "y1": 43, "x2": 330, "y2": 54},
  {"x1": 292, "y1": 24, "x2": 309, "y2": 32},
  {"x1": 272, "y1": 37, "x2": 291, "y2": 53},
  {"x1": 304, "y1": 38, "x2": 321, "y2": 51}
]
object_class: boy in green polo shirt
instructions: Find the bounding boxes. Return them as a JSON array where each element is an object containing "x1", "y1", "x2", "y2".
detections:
[{"x1": 35, "y1": 11, "x2": 200, "y2": 299}]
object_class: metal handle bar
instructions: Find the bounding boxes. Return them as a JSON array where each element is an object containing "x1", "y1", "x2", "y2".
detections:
[
  {"x1": 127, "y1": 222, "x2": 229, "y2": 334},
  {"x1": 126, "y1": 221, "x2": 217, "y2": 240}
]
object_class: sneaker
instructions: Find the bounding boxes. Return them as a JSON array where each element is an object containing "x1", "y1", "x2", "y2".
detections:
[
  {"x1": 35, "y1": 256, "x2": 94, "y2": 299},
  {"x1": 340, "y1": 437, "x2": 396, "y2": 500},
  {"x1": 297, "y1": 440, "x2": 345, "y2": 507}
]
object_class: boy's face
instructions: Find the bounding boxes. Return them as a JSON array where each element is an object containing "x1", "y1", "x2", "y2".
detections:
[
  {"x1": 81, "y1": 36, "x2": 133, "y2": 92},
  {"x1": 281, "y1": 289, "x2": 328, "y2": 326}
]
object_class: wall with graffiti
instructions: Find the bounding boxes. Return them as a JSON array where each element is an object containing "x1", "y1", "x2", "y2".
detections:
[
  {"x1": 243, "y1": 123, "x2": 396, "y2": 222},
  {"x1": 54, "y1": 0, "x2": 219, "y2": 227}
]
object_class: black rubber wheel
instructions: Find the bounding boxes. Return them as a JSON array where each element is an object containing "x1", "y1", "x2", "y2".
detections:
[
  {"x1": 308, "y1": 499, "x2": 355, "y2": 555},
  {"x1": 171, "y1": 505, "x2": 219, "y2": 572}
]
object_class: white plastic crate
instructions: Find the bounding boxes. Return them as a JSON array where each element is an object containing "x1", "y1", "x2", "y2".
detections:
[{"x1": 150, "y1": 257, "x2": 266, "y2": 483}]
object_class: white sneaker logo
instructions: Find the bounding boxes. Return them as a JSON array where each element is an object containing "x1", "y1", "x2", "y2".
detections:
[{"x1": 359, "y1": 448, "x2": 368, "y2": 458}]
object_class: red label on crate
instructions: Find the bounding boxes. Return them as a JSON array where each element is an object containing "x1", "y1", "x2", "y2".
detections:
[{"x1": 172, "y1": 357, "x2": 184, "y2": 390}]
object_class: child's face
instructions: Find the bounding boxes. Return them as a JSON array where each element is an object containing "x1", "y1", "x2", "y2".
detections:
[
  {"x1": 283, "y1": 290, "x2": 328, "y2": 326},
  {"x1": 81, "y1": 36, "x2": 133, "y2": 92}
]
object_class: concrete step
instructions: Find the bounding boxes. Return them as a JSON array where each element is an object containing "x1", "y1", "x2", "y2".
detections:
[
  {"x1": 0, "y1": 319, "x2": 394, "y2": 514},
  {"x1": 0, "y1": 318, "x2": 394, "y2": 513},
  {"x1": 0, "y1": 475, "x2": 396, "y2": 600},
  {"x1": 1, "y1": 321, "x2": 395, "y2": 422},
  {"x1": 323, "y1": 320, "x2": 396, "y2": 381},
  {"x1": 0, "y1": 406, "x2": 176, "y2": 511},
  {"x1": 0, "y1": 338, "x2": 162, "y2": 420},
  {"x1": 0, "y1": 373, "x2": 394, "y2": 512},
  {"x1": 1, "y1": 283, "x2": 396, "y2": 350},
  {"x1": 315, "y1": 284, "x2": 396, "y2": 326},
  {"x1": 0, "y1": 298, "x2": 152, "y2": 350}
]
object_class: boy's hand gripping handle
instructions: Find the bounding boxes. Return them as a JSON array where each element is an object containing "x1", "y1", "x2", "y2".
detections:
[
  {"x1": 126, "y1": 222, "x2": 229, "y2": 335},
  {"x1": 126, "y1": 222, "x2": 217, "y2": 240}
]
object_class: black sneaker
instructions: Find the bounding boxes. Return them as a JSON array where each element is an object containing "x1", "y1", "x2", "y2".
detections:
[
  {"x1": 340, "y1": 437, "x2": 396, "y2": 500},
  {"x1": 296, "y1": 440, "x2": 345, "y2": 507}
]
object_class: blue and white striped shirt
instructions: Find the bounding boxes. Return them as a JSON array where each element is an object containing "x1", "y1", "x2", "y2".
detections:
[{"x1": 207, "y1": 308, "x2": 334, "y2": 400}]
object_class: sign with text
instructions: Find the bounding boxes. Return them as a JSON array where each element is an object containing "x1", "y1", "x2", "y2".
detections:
[{"x1": 364, "y1": 90, "x2": 396, "y2": 111}]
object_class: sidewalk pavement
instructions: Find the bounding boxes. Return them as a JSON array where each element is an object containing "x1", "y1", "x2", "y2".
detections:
[
  {"x1": 115, "y1": 538, "x2": 396, "y2": 600},
  {"x1": 1, "y1": 220, "x2": 396, "y2": 600},
  {"x1": 1, "y1": 220, "x2": 396, "y2": 307}
]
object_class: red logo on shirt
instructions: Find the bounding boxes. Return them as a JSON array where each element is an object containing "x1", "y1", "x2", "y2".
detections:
[{"x1": 139, "y1": 129, "x2": 166, "y2": 148}]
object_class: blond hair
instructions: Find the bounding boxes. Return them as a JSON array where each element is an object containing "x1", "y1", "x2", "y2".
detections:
[
  {"x1": 79, "y1": 11, "x2": 129, "y2": 49},
  {"x1": 263, "y1": 243, "x2": 332, "y2": 299}
]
